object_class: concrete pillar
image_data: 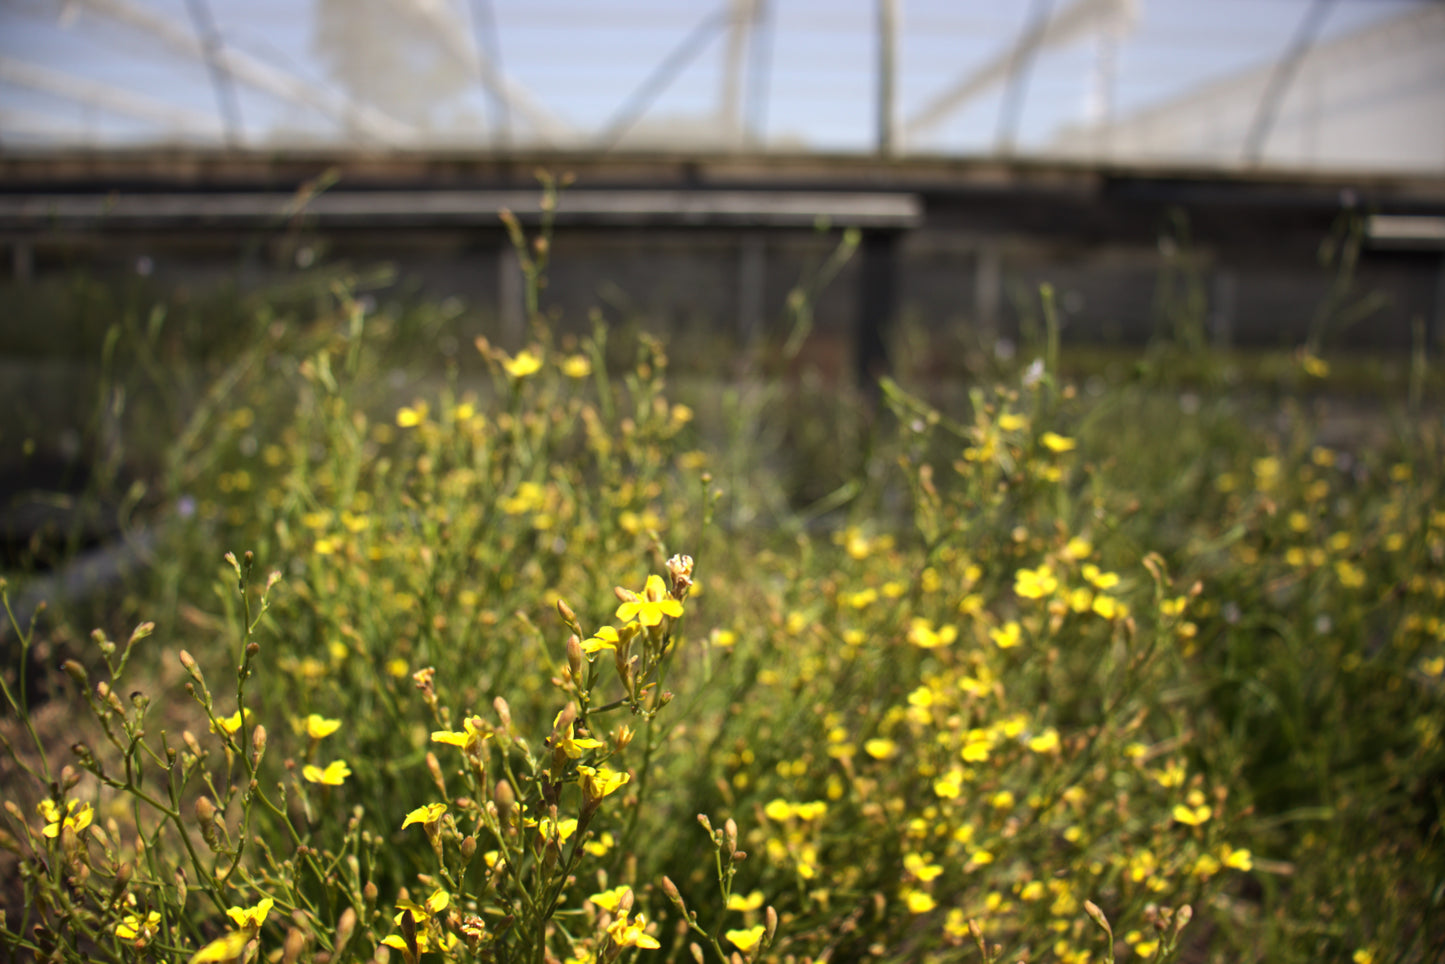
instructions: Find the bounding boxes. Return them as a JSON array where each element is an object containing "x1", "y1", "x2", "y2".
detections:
[
  {"x1": 1210, "y1": 269, "x2": 1237, "y2": 349},
  {"x1": 737, "y1": 234, "x2": 766, "y2": 344},
  {"x1": 497, "y1": 242, "x2": 524, "y2": 341},
  {"x1": 974, "y1": 245, "x2": 1002, "y2": 339},
  {"x1": 12, "y1": 240, "x2": 33, "y2": 281},
  {"x1": 856, "y1": 229, "x2": 900, "y2": 390}
]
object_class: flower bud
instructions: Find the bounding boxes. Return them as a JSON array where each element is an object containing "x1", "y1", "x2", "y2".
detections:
[
  {"x1": 1084, "y1": 900, "x2": 1112, "y2": 938},
  {"x1": 251, "y1": 725, "x2": 268, "y2": 763},
  {"x1": 281, "y1": 928, "x2": 306, "y2": 964},
  {"x1": 61, "y1": 660, "x2": 88, "y2": 688},
  {"x1": 494, "y1": 780, "x2": 516, "y2": 821},
  {"x1": 493, "y1": 697, "x2": 512, "y2": 730},
  {"x1": 567, "y1": 635, "x2": 584, "y2": 681},
  {"x1": 427, "y1": 753, "x2": 445, "y2": 793},
  {"x1": 765, "y1": 906, "x2": 778, "y2": 944},
  {"x1": 724, "y1": 819, "x2": 738, "y2": 856},
  {"x1": 557, "y1": 598, "x2": 577, "y2": 625},
  {"x1": 334, "y1": 907, "x2": 356, "y2": 955}
]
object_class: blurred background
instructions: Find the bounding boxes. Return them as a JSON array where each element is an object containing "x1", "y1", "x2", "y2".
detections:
[
  {"x1": 1, "y1": 0, "x2": 1442, "y2": 168},
  {"x1": 1, "y1": 0, "x2": 1443, "y2": 373},
  {"x1": 2, "y1": 0, "x2": 1444, "y2": 636}
]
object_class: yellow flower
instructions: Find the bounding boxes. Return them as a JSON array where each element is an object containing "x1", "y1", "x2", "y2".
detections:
[
  {"x1": 402, "y1": 802, "x2": 448, "y2": 829},
  {"x1": 989, "y1": 621, "x2": 1022, "y2": 649},
  {"x1": 725, "y1": 924, "x2": 767, "y2": 952},
  {"x1": 115, "y1": 910, "x2": 163, "y2": 945},
  {"x1": 210, "y1": 708, "x2": 251, "y2": 737},
  {"x1": 38, "y1": 798, "x2": 92, "y2": 838},
  {"x1": 907, "y1": 618, "x2": 957, "y2": 649},
  {"x1": 537, "y1": 816, "x2": 579, "y2": 842},
  {"x1": 998, "y1": 412, "x2": 1028, "y2": 432},
  {"x1": 1221, "y1": 844, "x2": 1253, "y2": 871},
  {"x1": 764, "y1": 799, "x2": 794, "y2": 821},
  {"x1": 589, "y1": 885, "x2": 632, "y2": 913},
  {"x1": 1040, "y1": 432, "x2": 1076, "y2": 453},
  {"x1": 1301, "y1": 352, "x2": 1329, "y2": 378},
  {"x1": 395, "y1": 402, "x2": 428, "y2": 428},
  {"x1": 1091, "y1": 594, "x2": 1120, "y2": 619},
  {"x1": 864, "y1": 738, "x2": 897, "y2": 759},
  {"x1": 903, "y1": 889, "x2": 937, "y2": 914},
  {"x1": 561, "y1": 354, "x2": 592, "y2": 378},
  {"x1": 904, "y1": 853, "x2": 943, "y2": 882},
  {"x1": 727, "y1": 890, "x2": 765, "y2": 912},
  {"x1": 1014, "y1": 565, "x2": 1058, "y2": 599},
  {"x1": 616, "y1": 574, "x2": 684, "y2": 627},
  {"x1": 1027, "y1": 728, "x2": 1060, "y2": 753},
  {"x1": 431, "y1": 716, "x2": 491, "y2": 752},
  {"x1": 552, "y1": 713, "x2": 605, "y2": 759},
  {"x1": 607, "y1": 912, "x2": 661, "y2": 950},
  {"x1": 305, "y1": 714, "x2": 341, "y2": 740},
  {"x1": 579, "y1": 765, "x2": 631, "y2": 803},
  {"x1": 584, "y1": 830, "x2": 616, "y2": 857},
  {"x1": 1172, "y1": 802, "x2": 1212, "y2": 826},
  {"x1": 302, "y1": 760, "x2": 351, "y2": 786},
  {"x1": 503, "y1": 349, "x2": 543, "y2": 378},
  {"x1": 581, "y1": 625, "x2": 622, "y2": 654},
  {"x1": 189, "y1": 930, "x2": 251, "y2": 964},
  {"x1": 1082, "y1": 564, "x2": 1119, "y2": 589},
  {"x1": 226, "y1": 897, "x2": 274, "y2": 930}
]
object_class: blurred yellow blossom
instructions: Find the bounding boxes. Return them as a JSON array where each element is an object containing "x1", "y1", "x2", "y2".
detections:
[{"x1": 302, "y1": 760, "x2": 351, "y2": 786}]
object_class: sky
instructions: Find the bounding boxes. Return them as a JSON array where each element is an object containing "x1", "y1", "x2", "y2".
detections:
[{"x1": 0, "y1": 0, "x2": 1431, "y2": 163}]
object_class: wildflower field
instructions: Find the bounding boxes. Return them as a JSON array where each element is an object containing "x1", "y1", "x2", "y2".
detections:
[{"x1": 2, "y1": 204, "x2": 1443, "y2": 964}]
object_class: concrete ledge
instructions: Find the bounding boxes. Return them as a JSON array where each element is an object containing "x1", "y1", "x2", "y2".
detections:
[{"x1": 0, "y1": 189, "x2": 924, "y2": 231}]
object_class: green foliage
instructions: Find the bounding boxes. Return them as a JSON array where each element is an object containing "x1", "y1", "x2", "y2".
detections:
[{"x1": 2, "y1": 210, "x2": 1442, "y2": 964}]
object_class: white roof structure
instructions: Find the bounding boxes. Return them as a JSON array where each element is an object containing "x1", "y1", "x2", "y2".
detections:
[{"x1": 0, "y1": 0, "x2": 1440, "y2": 174}]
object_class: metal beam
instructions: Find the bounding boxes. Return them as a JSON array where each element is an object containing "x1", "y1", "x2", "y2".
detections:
[
  {"x1": 388, "y1": 0, "x2": 573, "y2": 144},
  {"x1": 0, "y1": 54, "x2": 222, "y2": 134},
  {"x1": 1242, "y1": 0, "x2": 1337, "y2": 165},
  {"x1": 877, "y1": 0, "x2": 898, "y2": 155},
  {"x1": 183, "y1": 0, "x2": 244, "y2": 147},
  {"x1": 905, "y1": 0, "x2": 1134, "y2": 139},
  {"x1": 596, "y1": 4, "x2": 731, "y2": 151},
  {"x1": 67, "y1": 0, "x2": 417, "y2": 143},
  {"x1": 719, "y1": 0, "x2": 758, "y2": 146}
]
